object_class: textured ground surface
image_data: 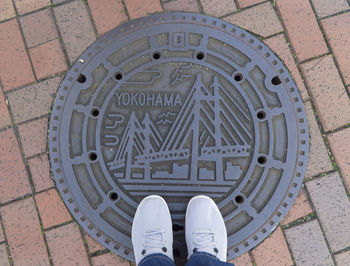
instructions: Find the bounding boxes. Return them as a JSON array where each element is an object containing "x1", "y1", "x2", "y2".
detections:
[{"x1": 0, "y1": 0, "x2": 350, "y2": 265}]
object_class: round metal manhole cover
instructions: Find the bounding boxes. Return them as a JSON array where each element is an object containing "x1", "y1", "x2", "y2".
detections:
[{"x1": 49, "y1": 13, "x2": 309, "y2": 262}]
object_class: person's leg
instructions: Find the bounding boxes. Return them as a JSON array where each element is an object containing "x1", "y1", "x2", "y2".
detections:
[
  {"x1": 186, "y1": 252, "x2": 234, "y2": 266},
  {"x1": 132, "y1": 195, "x2": 175, "y2": 266},
  {"x1": 185, "y1": 195, "x2": 234, "y2": 266}
]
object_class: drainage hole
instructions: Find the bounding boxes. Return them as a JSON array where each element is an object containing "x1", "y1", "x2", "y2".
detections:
[
  {"x1": 258, "y1": 156, "x2": 267, "y2": 165},
  {"x1": 77, "y1": 74, "x2": 86, "y2": 83},
  {"x1": 173, "y1": 248, "x2": 181, "y2": 257},
  {"x1": 271, "y1": 76, "x2": 281, "y2": 85},
  {"x1": 196, "y1": 52, "x2": 205, "y2": 60},
  {"x1": 256, "y1": 111, "x2": 266, "y2": 120},
  {"x1": 114, "y1": 72, "x2": 123, "y2": 80},
  {"x1": 152, "y1": 51, "x2": 161, "y2": 60},
  {"x1": 91, "y1": 108, "x2": 100, "y2": 117},
  {"x1": 109, "y1": 192, "x2": 118, "y2": 201},
  {"x1": 235, "y1": 195, "x2": 244, "y2": 204},
  {"x1": 172, "y1": 224, "x2": 184, "y2": 232},
  {"x1": 234, "y1": 73, "x2": 243, "y2": 82},
  {"x1": 89, "y1": 152, "x2": 98, "y2": 161}
]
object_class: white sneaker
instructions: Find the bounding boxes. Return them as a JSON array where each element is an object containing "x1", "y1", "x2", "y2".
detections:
[
  {"x1": 132, "y1": 195, "x2": 174, "y2": 264},
  {"x1": 185, "y1": 195, "x2": 227, "y2": 262}
]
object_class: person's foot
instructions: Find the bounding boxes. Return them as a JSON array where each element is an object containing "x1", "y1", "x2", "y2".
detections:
[
  {"x1": 185, "y1": 195, "x2": 227, "y2": 261},
  {"x1": 132, "y1": 195, "x2": 173, "y2": 264}
]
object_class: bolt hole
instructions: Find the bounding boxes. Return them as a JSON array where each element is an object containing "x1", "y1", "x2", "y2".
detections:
[
  {"x1": 257, "y1": 111, "x2": 266, "y2": 120},
  {"x1": 77, "y1": 74, "x2": 86, "y2": 83},
  {"x1": 172, "y1": 224, "x2": 184, "y2": 232},
  {"x1": 271, "y1": 76, "x2": 281, "y2": 85},
  {"x1": 152, "y1": 51, "x2": 161, "y2": 60},
  {"x1": 173, "y1": 248, "x2": 181, "y2": 257},
  {"x1": 114, "y1": 72, "x2": 123, "y2": 80},
  {"x1": 196, "y1": 52, "x2": 205, "y2": 60},
  {"x1": 235, "y1": 195, "x2": 244, "y2": 204},
  {"x1": 234, "y1": 73, "x2": 243, "y2": 82},
  {"x1": 258, "y1": 156, "x2": 266, "y2": 165},
  {"x1": 91, "y1": 108, "x2": 99, "y2": 117},
  {"x1": 89, "y1": 152, "x2": 97, "y2": 161},
  {"x1": 109, "y1": 192, "x2": 118, "y2": 201}
]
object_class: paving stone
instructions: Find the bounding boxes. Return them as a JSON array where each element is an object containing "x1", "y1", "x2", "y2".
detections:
[
  {"x1": 300, "y1": 55, "x2": 350, "y2": 131},
  {"x1": 46, "y1": 223, "x2": 90, "y2": 265},
  {"x1": 252, "y1": 227, "x2": 293, "y2": 266},
  {"x1": 88, "y1": 0, "x2": 127, "y2": 36},
  {"x1": 35, "y1": 189, "x2": 72, "y2": 229},
  {"x1": 7, "y1": 76, "x2": 61, "y2": 124},
  {"x1": 285, "y1": 220, "x2": 333, "y2": 266},
  {"x1": 18, "y1": 117, "x2": 48, "y2": 157},
  {"x1": 0, "y1": 90, "x2": 11, "y2": 129},
  {"x1": 13, "y1": 0, "x2": 50, "y2": 15},
  {"x1": 124, "y1": 0, "x2": 162, "y2": 19},
  {"x1": 20, "y1": 9, "x2": 58, "y2": 48},
  {"x1": 0, "y1": 129, "x2": 31, "y2": 204},
  {"x1": 163, "y1": 0, "x2": 199, "y2": 12},
  {"x1": 28, "y1": 154, "x2": 55, "y2": 192},
  {"x1": 91, "y1": 252, "x2": 130, "y2": 266},
  {"x1": 311, "y1": 0, "x2": 349, "y2": 18},
  {"x1": 0, "y1": 198, "x2": 50, "y2": 265},
  {"x1": 264, "y1": 34, "x2": 309, "y2": 101},
  {"x1": 200, "y1": 0, "x2": 236, "y2": 17},
  {"x1": 84, "y1": 232, "x2": 105, "y2": 253},
  {"x1": 236, "y1": 0, "x2": 266, "y2": 8},
  {"x1": 29, "y1": 39, "x2": 67, "y2": 80},
  {"x1": 0, "y1": 19, "x2": 35, "y2": 91},
  {"x1": 322, "y1": 13, "x2": 350, "y2": 85},
  {"x1": 54, "y1": 0, "x2": 96, "y2": 63},
  {"x1": 229, "y1": 252, "x2": 253, "y2": 265},
  {"x1": 282, "y1": 189, "x2": 312, "y2": 225},
  {"x1": 306, "y1": 172, "x2": 350, "y2": 252},
  {"x1": 0, "y1": 0, "x2": 16, "y2": 22},
  {"x1": 0, "y1": 244, "x2": 10, "y2": 266},
  {"x1": 335, "y1": 250, "x2": 350, "y2": 266},
  {"x1": 328, "y1": 128, "x2": 350, "y2": 191},
  {"x1": 224, "y1": 2, "x2": 283, "y2": 38},
  {"x1": 303, "y1": 101, "x2": 333, "y2": 178},
  {"x1": 276, "y1": 0, "x2": 328, "y2": 62}
]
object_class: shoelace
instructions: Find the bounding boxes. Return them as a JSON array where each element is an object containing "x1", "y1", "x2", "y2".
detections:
[
  {"x1": 192, "y1": 231, "x2": 218, "y2": 254},
  {"x1": 142, "y1": 230, "x2": 167, "y2": 255}
]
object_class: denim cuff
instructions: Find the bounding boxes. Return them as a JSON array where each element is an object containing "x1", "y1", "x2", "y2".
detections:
[{"x1": 138, "y1": 253, "x2": 175, "y2": 266}]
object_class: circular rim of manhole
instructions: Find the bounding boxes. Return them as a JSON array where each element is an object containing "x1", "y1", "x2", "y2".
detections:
[{"x1": 49, "y1": 12, "x2": 309, "y2": 262}]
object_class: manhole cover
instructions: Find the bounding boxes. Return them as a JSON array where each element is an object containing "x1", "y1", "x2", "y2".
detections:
[{"x1": 49, "y1": 13, "x2": 309, "y2": 262}]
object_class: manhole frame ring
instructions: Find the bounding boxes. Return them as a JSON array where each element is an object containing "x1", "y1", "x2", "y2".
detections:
[{"x1": 48, "y1": 12, "x2": 309, "y2": 261}]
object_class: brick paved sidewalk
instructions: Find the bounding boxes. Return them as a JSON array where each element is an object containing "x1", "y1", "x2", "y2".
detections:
[{"x1": 1, "y1": 0, "x2": 350, "y2": 265}]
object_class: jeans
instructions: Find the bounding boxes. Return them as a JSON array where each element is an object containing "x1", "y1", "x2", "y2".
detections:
[{"x1": 138, "y1": 252, "x2": 235, "y2": 266}]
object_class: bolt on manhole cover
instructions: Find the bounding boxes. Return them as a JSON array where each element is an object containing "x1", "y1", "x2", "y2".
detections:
[{"x1": 49, "y1": 13, "x2": 309, "y2": 262}]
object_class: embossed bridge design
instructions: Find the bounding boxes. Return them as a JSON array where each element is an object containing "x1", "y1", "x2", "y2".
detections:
[{"x1": 49, "y1": 13, "x2": 309, "y2": 263}]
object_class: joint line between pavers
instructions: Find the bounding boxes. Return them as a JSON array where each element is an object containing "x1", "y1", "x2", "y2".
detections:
[
  {"x1": 76, "y1": 221, "x2": 94, "y2": 266},
  {"x1": 10, "y1": 0, "x2": 38, "y2": 82},
  {"x1": 120, "y1": 0, "x2": 131, "y2": 20},
  {"x1": 31, "y1": 195, "x2": 55, "y2": 266},
  {"x1": 304, "y1": 181, "x2": 338, "y2": 265},
  {"x1": 3, "y1": 71, "x2": 67, "y2": 95},
  {"x1": 319, "y1": 8, "x2": 350, "y2": 20},
  {"x1": 308, "y1": 0, "x2": 350, "y2": 99},
  {"x1": 220, "y1": 0, "x2": 269, "y2": 19},
  {"x1": 0, "y1": 80, "x2": 36, "y2": 196},
  {"x1": 50, "y1": 8, "x2": 72, "y2": 69},
  {"x1": 82, "y1": 0, "x2": 99, "y2": 38},
  {"x1": 280, "y1": 225, "x2": 297, "y2": 266},
  {"x1": 195, "y1": 0, "x2": 204, "y2": 14}
]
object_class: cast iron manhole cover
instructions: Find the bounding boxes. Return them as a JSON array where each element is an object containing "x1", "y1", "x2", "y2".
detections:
[{"x1": 49, "y1": 13, "x2": 309, "y2": 262}]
